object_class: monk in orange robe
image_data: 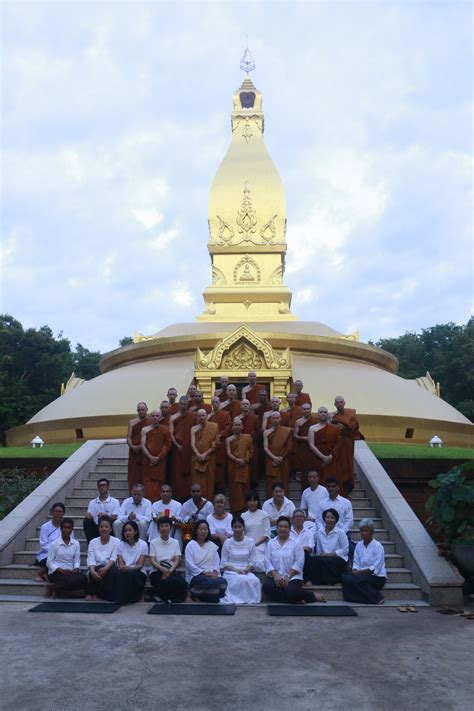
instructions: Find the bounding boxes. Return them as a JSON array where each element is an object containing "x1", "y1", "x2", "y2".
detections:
[
  {"x1": 241, "y1": 370, "x2": 262, "y2": 405},
  {"x1": 226, "y1": 417, "x2": 253, "y2": 513},
  {"x1": 253, "y1": 389, "x2": 272, "y2": 480},
  {"x1": 140, "y1": 411, "x2": 172, "y2": 502},
  {"x1": 190, "y1": 410, "x2": 219, "y2": 499},
  {"x1": 280, "y1": 392, "x2": 302, "y2": 428},
  {"x1": 157, "y1": 400, "x2": 171, "y2": 426},
  {"x1": 169, "y1": 397, "x2": 197, "y2": 500},
  {"x1": 294, "y1": 379, "x2": 312, "y2": 408},
  {"x1": 214, "y1": 375, "x2": 230, "y2": 403},
  {"x1": 167, "y1": 387, "x2": 180, "y2": 417},
  {"x1": 207, "y1": 396, "x2": 232, "y2": 490},
  {"x1": 263, "y1": 412, "x2": 293, "y2": 497},
  {"x1": 186, "y1": 383, "x2": 198, "y2": 410},
  {"x1": 330, "y1": 395, "x2": 362, "y2": 493},
  {"x1": 188, "y1": 390, "x2": 211, "y2": 414},
  {"x1": 126, "y1": 402, "x2": 152, "y2": 492},
  {"x1": 220, "y1": 383, "x2": 241, "y2": 420},
  {"x1": 307, "y1": 406, "x2": 341, "y2": 486},
  {"x1": 262, "y1": 396, "x2": 281, "y2": 430},
  {"x1": 238, "y1": 399, "x2": 260, "y2": 486},
  {"x1": 293, "y1": 402, "x2": 318, "y2": 489}
]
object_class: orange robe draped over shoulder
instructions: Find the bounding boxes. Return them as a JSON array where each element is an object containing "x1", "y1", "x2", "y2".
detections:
[
  {"x1": 239, "y1": 413, "x2": 260, "y2": 486},
  {"x1": 330, "y1": 409, "x2": 360, "y2": 492},
  {"x1": 170, "y1": 411, "x2": 197, "y2": 500},
  {"x1": 127, "y1": 417, "x2": 151, "y2": 491},
  {"x1": 208, "y1": 409, "x2": 231, "y2": 490},
  {"x1": 309, "y1": 423, "x2": 341, "y2": 486},
  {"x1": 295, "y1": 392, "x2": 312, "y2": 408},
  {"x1": 241, "y1": 383, "x2": 262, "y2": 405},
  {"x1": 192, "y1": 421, "x2": 219, "y2": 499},
  {"x1": 265, "y1": 426, "x2": 293, "y2": 497},
  {"x1": 294, "y1": 415, "x2": 318, "y2": 488},
  {"x1": 227, "y1": 433, "x2": 253, "y2": 513},
  {"x1": 142, "y1": 425, "x2": 172, "y2": 502}
]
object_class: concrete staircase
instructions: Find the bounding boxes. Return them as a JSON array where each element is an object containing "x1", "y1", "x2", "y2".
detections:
[{"x1": 0, "y1": 455, "x2": 426, "y2": 604}]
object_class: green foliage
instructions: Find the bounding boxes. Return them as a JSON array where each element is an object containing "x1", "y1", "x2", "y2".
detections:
[
  {"x1": 425, "y1": 465, "x2": 474, "y2": 544},
  {"x1": 73, "y1": 343, "x2": 102, "y2": 380},
  {"x1": 0, "y1": 444, "x2": 81, "y2": 458},
  {"x1": 368, "y1": 442, "x2": 474, "y2": 460},
  {"x1": 119, "y1": 336, "x2": 134, "y2": 346},
  {"x1": 374, "y1": 319, "x2": 474, "y2": 421},
  {"x1": 0, "y1": 469, "x2": 45, "y2": 519}
]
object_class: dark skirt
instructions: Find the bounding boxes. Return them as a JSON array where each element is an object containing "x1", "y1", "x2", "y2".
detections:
[
  {"x1": 342, "y1": 573, "x2": 386, "y2": 604},
  {"x1": 310, "y1": 555, "x2": 347, "y2": 585},
  {"x1": 149, "y1": 570, "x2": 188, "y2": 603},
  {"x1": 262, "y1": 576, "x2": 316, "y2": 604},
  {"x1": 189, "y1": 573, "x2": 227, "y2": 604},
  {"x1": 113, "y1": 569, "x2": 147, "y2": 604},
  {"x1": 48, "y1": 570, "x2": 87, "y2": 597}
]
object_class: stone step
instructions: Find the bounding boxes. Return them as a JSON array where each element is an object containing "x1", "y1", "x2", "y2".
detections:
[
  {"x1": 86, "y1": 471, "x2": 127, "y2": 480},
  {"x1": 351, "y1": 528, "x2": 387, "y2": 540},
  {"x1": 98, "y1": 458, "x2": 128, "y2": 464},
  {"x1": 95, "y1": 463, "x2": 128, "y2": 471}
]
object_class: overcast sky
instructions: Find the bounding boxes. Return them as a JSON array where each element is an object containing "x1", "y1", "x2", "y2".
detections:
[{"x1": 1, "y1": 1, "x2": 472, "y2": 353}]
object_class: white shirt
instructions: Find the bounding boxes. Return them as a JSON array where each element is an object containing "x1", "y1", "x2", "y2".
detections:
[
  {"x1": 207, "y1": 512, "x2": 233, "y2": 538},
  {"x1": 180, "y1": 498, "x2": 214, "y2": 522},
  {"x1": 221, "y1": 537, "x2": 257, "y2": 572},
  {"x1": 37, "y1": 521, "x2": 74, "y2": 561},
  {"x1": 262, "y1": 497, "x2": 296, "y2": 531},
  {"x1": 353, "y1": 539, "x2": 386, "y2": 577},
  {"x1": 47, "y1": 536, "x2": 81, "y2": 574},
  {"x1": 315, "y1": 527, "x2": 349, "y2": 562},
  {"x1": 117, "y1": 497, "x2": 153, "y2": 523},
  {"x1": 149, "y1": 536, "x2": 181, "y2": 564},
  {"x1": 87, "y1": 495, "x2": 121, "y2": 524},
  {"x1": 148, "y1": 499, "x2": 183, "y2": 541},
  {"x1": 290, "y1": 522, "x2": 316, "y2": 550},
  {"x1": 242, "y1": 509, "x2": 271, "y2": 546},
  {"x1": 316, "y1": 495, "x2": 354, "y2": 534},
  {"x1": 184, "y1": 539, "x2": 221, "y2": 583},
  {"x1": 117, "y1": 539, "x2": 148, "y2": 569},
  {"x1": 264, "y1": 537, "x2": 305, "y2": 581},
  {"x1": 301, "y1": 485, "x2": 328, "y2": 520},
  {"x1": 87, "y1": 536, "x2": 120, "y2": 567}
]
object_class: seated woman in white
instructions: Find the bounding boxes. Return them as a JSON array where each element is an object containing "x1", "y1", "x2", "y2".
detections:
[
  {"x1": 241, "y1": 492, "x2": 271, "y2": 572},
  {"x1": 311, "y1": 508, "x2": 349, "y2": 585},
  {"x1": 184, "y1": 520, "x2": 227, "y2": 603},
  {"x1": 34, "y1": 502, "x2": 70, "y2": 583},
  {"x1": 46, "y1": 517, "x2": 86, "y2": 597},
  {"x1": 290, "y1": 508, "x2": 316, "y2": 583},
  {"x1": 221, "y1": 516, "x2": 261, "y2": 605},
  {"x1": 342, "y1": 518, "x2": 386, "y2": 605},
  {"x1": 115, "y1": 520, "x2": 148, "y2": 604},
  {"x1": 207, "y1": 494, "x2": 233, "y2": 550},
  {"x1": 85, "y1": 515, "x2": 120, "y2": 601}
]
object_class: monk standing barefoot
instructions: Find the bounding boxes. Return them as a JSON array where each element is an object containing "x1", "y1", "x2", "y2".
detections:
[
  {"x1": 127, "y1": 402, "x2": 151, "y2": 493},
  {"x1": 241, "y1": 370, "x2": 262, "y2": 406},
  {"x1": 263, "y1": 412, "x2": 293, "y2": 498},
  {"x1": 141, "y1": 411, "x2": 172, "y2": 503},
  {"x1": 226, "y1": 417, "x2": 253, "y2": 513},
  {"x1": 294, "y1": 403, "x2": 318, "y2": 490},
  {"x1": 208, "y1": 396, "x2": 231, "y2": 490},
  {"x1": 169, "y1": 397, "x2": 197, "y2": 500},
  {"x1": 191, "y1": 409, "x2": 219, "y2": 499},
  {"x1": 308, "y1": 406, "x2": 341, "y2": 486},
  {"x1": 330, "y1": 395, "x2": 362, "y2": 495}
]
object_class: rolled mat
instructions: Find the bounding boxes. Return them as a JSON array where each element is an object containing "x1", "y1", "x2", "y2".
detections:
[
  {"x1": 147, "y1": 603, "x2": 236, "y2": 615},
  {"x1": 267, "y1": 605, "x2": 357, "y2": 616},
  {"x1": 29, "y1": 602, "x2": 121, "y2": 613}
]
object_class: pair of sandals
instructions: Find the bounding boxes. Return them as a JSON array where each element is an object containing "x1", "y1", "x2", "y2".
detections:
[
  {"x1": 436, "y1": 606, "x2": 474, "y2": 618},
  {"x1": 398, "y1": 604, "x2": 418, "y2": 613}
]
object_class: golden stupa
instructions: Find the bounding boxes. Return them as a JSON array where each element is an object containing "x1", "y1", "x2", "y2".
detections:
[{"x1": 7, "y1": 53, "x2": 472, "y2": 447}]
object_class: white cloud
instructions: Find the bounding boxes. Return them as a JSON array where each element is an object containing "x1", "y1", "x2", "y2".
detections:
[
  {"x1": 172, "y1": 282, "x2": 195, "y2": 308},
  {"x1": 149, "y1": 228, "x2": 178, "y2": 250},
  {"x1": 131, "y1": 208, "x2": 163, "y2": 231}
]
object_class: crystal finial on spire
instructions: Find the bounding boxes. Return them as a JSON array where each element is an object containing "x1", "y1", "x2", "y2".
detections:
[{"x1": 240, "y1": 47, "x2": 255, "y2": 74}]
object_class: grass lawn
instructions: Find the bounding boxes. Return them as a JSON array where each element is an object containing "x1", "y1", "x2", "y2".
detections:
[
  {"x1": 0, "y1": 444, "x2": 82, "y2": 459},
  {"x1": 368, "y1": 442, "x2": 474, "y2": 460}
]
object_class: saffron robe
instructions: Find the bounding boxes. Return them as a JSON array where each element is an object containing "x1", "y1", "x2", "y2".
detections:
[
  {"x1": 295, "y1": 392, "x2": 312, "y2": 408},
  {"x1": 220, "y1": 399, "x2": 241, "y2": 420},
  {"x1": 170, "y1": 411, "x2": 197, "y2": 500},
  {"x1": 280, "y1": 405, "x2": 302, "y2": 429},
  {"x1": 330, "y1": 408, "x2": 360, "y2": 491},
  {"x1": 264, "y1": 426, "x2": 293, "y2": 497},
  {"x1": 241, "y1": 383, "x2": 263, "y2": 405},
  {"x1": 208, "y1": 409, "x2": 232, "y2": 490},
  {"x1": 239, "y1": 412, "x2": 260, "y2": 487},
  {"x1": 167, "y1": 403, "x2": 180, "y2": 417},
  {"x1": 308, "y1": 423, "x2": 341, "y2": 485},
  {"x1": 191, "y1": 421, "x2": 219, "y2": 499},
  {"x1": 141, "y1": 425, "x2": 172, "y2": 502},
  {"x1": 188, "y1": 402, "x2": 212, "y2": 414},
  {"x1": 294, "y1": 415, "x2": 318, "y2": 488},
  {"x1": 127, "y1": 417, "x2": 151, "y2": 491},
  {"x1": 227, "y1": 433, "x2": 253, "y2": 513}
]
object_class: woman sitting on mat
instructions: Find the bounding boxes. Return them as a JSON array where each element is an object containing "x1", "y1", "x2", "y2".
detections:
[
  {"x1": 149, "y1": 516, "x2": 188, "y2": 603},
  {"x1": 262, "y1": 516, "x2": 326, "y2": 605},
  {"x1": 34, "y1": 502, "x2": 70, "y2": 583},
  {"x1": 85, "y1": 515, "x2": 120, "y2": 601},
  {"x1": 241, "y1": 492, "x2": 271, "y2": 572},
  {"x1": 184, "y1": 520, "x2": 227, "y2": 603},
  {"x1": 342, "y1": 518, "x2": 386, "y2": 605},
  {"x1": 46, "y1": 518, "x2": 86, "y2": 598},
  {"x1": 114, "y1": 520, "x2": 148, "y2": 604},
  {"x1": 221, "y1": 516, "x2": 261, "y2": 605},
  {"x1": 290, "y1": 508, "x2": 316, "y2": 583},
  {"x1": 310, "y1": 508, "x2": 349, "y2": 585},
  {"x1": 207, "y1": 494, "x2": 233, "y2": 551}
]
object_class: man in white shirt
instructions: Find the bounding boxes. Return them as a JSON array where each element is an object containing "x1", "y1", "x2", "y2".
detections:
[
  {"x1": 148, "y1": 516, "x2": 188, "y2": 603},
  {"x1": 315, "y1": 477, "x2": 355, "y2": 556},
  {"x1": 148, "y1": 484, "x2": 182, "y2": 542},
  {"x1": 301, "y1": 470, "x2": 328, "y2": 521},
  {"x1": 180, "y1": 483, "x2": 214, "y2": 522},
  {"x1": 46, "y1": 518, "x2": 86, "y2": 597},
  {"x1": 113, "y1": 483, "x2": 152, "y2": 540},
  {"x1": 83, "y1": 478, "x2": 121, "y2": 543},
  {"x1": 262, "y1": 482, "x2": 296, "y2": 534}
]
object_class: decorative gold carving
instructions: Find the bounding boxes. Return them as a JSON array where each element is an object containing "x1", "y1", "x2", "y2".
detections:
[
  {"x1": 231, "y1": 114, "x2": 263, "y2": 135},
  {"x1": 236, "y1": 182, "x2": 257, "y2": 240},
  {"x1": 212, "y1": 266, "x2": 227, "y2": 286},
  {"x1": 338, "y1": 331, "x2": 360, "y2": 342},
  {"x1": 223, "y1": 343, "x2": 263, "y2": 370},
  {"x1": 216, "y1": 216, "x2": 234, "y2": 243},
  {"x1": 233, "y1": 254, "x2": 261, "y2": 284},
  {"x1": 278, "y1": 302, "x2": 290, "y2": 314},
  {"x1": 194, "y1": 325, "x2": 292, "y2": 371},
  {"x1": 415, "y1": 371, "x2": 440, "y2": 397},
  {"x1": 242, "y1": 123, "x2": 253, "y2": 143},
  {"x1": 269, "y1": 265, "x2": 283, "y2": 285},
  {"x1": 260, "y1": 214, "x2": 277, "y2": 244},
  {"x1": 206, "y1": 302, "x2": 216, "y2": 315},
  {"x1": 134, "y1": 332, "x2": 157, "y2": 343}
]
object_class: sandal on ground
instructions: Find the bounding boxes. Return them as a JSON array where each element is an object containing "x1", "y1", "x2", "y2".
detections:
[
  {"x1": 436, "y1": 606, "x2": 464, "y2": 615},
  {"x1": 398, "y1": 605, "x2": 409, "y2": 612}
]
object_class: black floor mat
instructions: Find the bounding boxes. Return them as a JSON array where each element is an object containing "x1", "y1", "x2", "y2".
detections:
[
  {"x1": 147, "y1": 603, "x2": 236, "y2": 615},
  {"x1": 267, "y1": 604, "x2": 357, "y2": 616},
  {"x1": 29, "y1": 602, "x2": 121, "y2": 613}
]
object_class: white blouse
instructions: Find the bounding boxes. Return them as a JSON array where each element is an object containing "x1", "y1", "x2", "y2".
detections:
[
  {"x1": 264, "y1": 537, "x2": 305, "y2": 581},
  {"x1": 207, "y1": 513, "x2": 233, "y2": 538},
  {"x1": 184, "y1": 540, "x2": 221, "y2": 583},
  {"x1": 242, "y1": 509, "x2": 271, "y2": 546},
  {"x1": 117, "y1": 539, "x2": 148, "y2": 569},
  {"x1": 37, "y1": 521, "x2": 74, "y2": 561},
  {"x1": 87, "y1": 536, "x2": 120, "y2": 567},
  {"x1": 352, "y1": 538, "x2": 387, "y2": 578},
  {"x1": 300, "y1": 485, "x2": 328, "y2": 520},
  {"x1": 47, "y1": 537, "x2": 81, "y2": 574},
  {"x1": 289, "y1": 522, "x2": 316, "y2": 550},
  {"x1": 148, "y1": 499, "x2": 183, "y2": 541},
  {"x1": 262, "y1": 497, "x2": 296, "y2": 530},
  {"x1": 315, "y1": 495, "x2": 354, "y2": 534},
  {"x1": 221, "y1": 537, "x2": 257, "y2": 572},
  {"x1": 315, "y1": 527, "x2": 349, "y2": 562}
]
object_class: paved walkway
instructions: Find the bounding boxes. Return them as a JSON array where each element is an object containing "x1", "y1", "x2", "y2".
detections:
[{"x1": 1, "y1": 603, "x2": 472, "y2": 710}]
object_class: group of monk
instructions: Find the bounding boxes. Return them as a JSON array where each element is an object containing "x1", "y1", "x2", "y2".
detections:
[{"x1": 127, "y1": 373, "x2": 363, "y2": 513}]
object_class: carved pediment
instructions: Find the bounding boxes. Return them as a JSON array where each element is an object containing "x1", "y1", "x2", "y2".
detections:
[{"x1": 195, "y1": 324, "x2": 292, "y2": 371}]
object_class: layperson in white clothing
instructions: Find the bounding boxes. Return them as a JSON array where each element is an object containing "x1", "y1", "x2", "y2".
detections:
[
  {"x1": 147, "y1": 484, "x2": 182, "y2": 542},
  {"x1": 115, "y1": 521, "x2": 148, "y2": 603},
  {"x1": 290, "y1": 509, "x2": 316, "y2": 582},
  {"x1": 83, "y1": 478, "x2": 120, "y2": 543},
  {"x1": 310, "y1": 508, "x2": 349, "y2": 585},
  {"x1": 184, "y1": 521, "x2": 227, "y2": 603},
  {"x1": 300, "y1": 471, "x2": 328, "y2": 521},
  {"x1": 149, "y1": 516, "x2": 188, "y2": 603},
  {"x1": 262, "y1": 482, "x2": 296, "y2": 535},
  {"x1": 262, "y1": 516, "x2": 326, "y2": 604},
  {"x1": 113, "y1": 484, "x2": 152, "y2": 540},
  {"x1": 34, "y1": 502, "x2": 70, "y2": 582},
  {"x1": 85, "y1": 516, "x2": 120, "y2": 601},
  {"x1": 46, "y1": 518, "x2": 86, "y2": 597},
  {"x1": 241, "y1": 492, "x2": 271, "y2": 572},
  {"x1": 315, "y1": 477, "x2": 355, "y2": 556},
  {"x1": 207, "y1": 494, "x2": 233, "y2": 550},
  {"x1": 342, "y1": 518, "x2": 386, "y2": 604},
  {"x1": 221, "y1": 516, "x2": 261, "y2": 604},
  {"x1": 179, "y1": 484, "x2": 214, "y2": 522}
]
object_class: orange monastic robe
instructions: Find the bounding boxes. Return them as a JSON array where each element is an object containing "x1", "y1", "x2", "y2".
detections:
[
  {"x1": 141, "y1": 425, "x2": 172, "y2": 502},
  {"x1": 215, "y1": 387, "x2": 228, "y2": 403},
  {"x1": 227, "y1": 433, "x2": 253, "y2": 513},
  {"x1": 239, "y1": 412, "x2": 260, "y2": 486},
  {"x1": 208, "y1": 409, "x2": 232, "y2": 490},
  {"x1": 192, "y1": 421, "x2": 219, "y2": 499},
  {"x1": 167, "y1": 403, "x2": 180, "y2": 417},
  {"x1": 189, "y1": 402, "x2": 212, "y2": 414},
  {"x1": 330, "y1": 409, "x2": 361, "y2": 492},
  {"x1": 170, "y1": 411, "x2": 197, "y2": 500},
  {"x1": 309, "y1": 423, "x2": 341, "y2": 486},
  {"x1": 221, "y1": 400, "x2": 241, "y2": 420},
  {"x1": 294, "y1": 415, "x2": 318, "y2": 488},
  {"x1": 295, "y1": 392, "x2": 312, "y2": 408},
  {"x1": 127, "y1": 417, "x2": 152, "y2": 491},
  {"x1": 241, "y1": 383, "x2": 262, "y2": 405},
  {"x1": 264, "y1": 426, "x2": 293, "y2": 497},
  {"x1": 280, "y1": 405, "x2": 302, "y2": 428}
]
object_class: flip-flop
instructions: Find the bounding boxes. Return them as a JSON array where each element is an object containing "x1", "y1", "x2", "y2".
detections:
[
  {"x1": 398, "y1": 605, "x2": 409, "y2": 613},
  {"x1": 460, "y1": 612, "x2": 474, "y2": 620},
  {"x1": 407, "y1": 605, "x2": 418, "y2": 613},
  {"x1": 436, "y1": 606, "x2": 464, "y2": 615}
]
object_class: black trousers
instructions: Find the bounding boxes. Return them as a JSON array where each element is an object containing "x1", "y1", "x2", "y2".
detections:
[
  {"x1": 86, "y1": 566, "x2": 118, "y2": 601},
  {"x1": 149, "y1": 570, "x2": 188, "y2": 603},
  {"x1": 262, "y1": 576, "x2": 316, "y2": 604},
  {"x1": 309, "y1": 556, "x2": 347, "y2": 585},
  {"x1": 342, "y1": 573, "x2": 386, "y2": 604},
  {"x1": 48, "y1": 570, "x2": 87, "y2": 596},
  {"x1": 83, "y1": 517, "x2": 100, "y2": 544}
]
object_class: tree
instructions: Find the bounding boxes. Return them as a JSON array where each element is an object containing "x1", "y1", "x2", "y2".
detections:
[
  {"x1": 73, "y1": 343, "x2": 102, "y2": 380},
  {"x1": 119, "y1": 336, "x2": 134, "y2": 346}
]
